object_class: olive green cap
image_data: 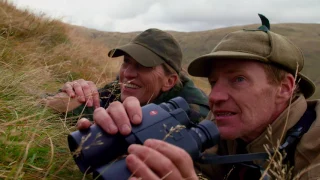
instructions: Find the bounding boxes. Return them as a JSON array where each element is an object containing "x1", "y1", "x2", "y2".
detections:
[{"x1": 108, "y1": 28, "x2": 182, "y2": 73}]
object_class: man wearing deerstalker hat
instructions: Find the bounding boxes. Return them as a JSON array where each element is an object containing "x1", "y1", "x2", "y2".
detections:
[
  {"x1": 90, "y1": 15, "x2": 320, "y2": 180},
  {"x1": 187, "y1": 14, "x2": 319, "y2": 180},
  {"x1": 43, "y1": 28, "x2": 209, "y2": 129}
]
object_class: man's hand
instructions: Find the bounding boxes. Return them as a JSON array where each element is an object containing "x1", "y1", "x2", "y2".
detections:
[
  {"x1": 60, "y1": 79, "x2": 100, "y2": 108},
  {"x1": 41, "y1": 79, "x2": 100, "y2": 113},
  {"x1": 126, "y1": 139, "x2": 198, "y2": 180},
  {"x1": 77, "y1": 96, "x2": 142, "y2": 135},
  {"x1": 76, "y1": 97, "x2": 198, "y2": 179}
]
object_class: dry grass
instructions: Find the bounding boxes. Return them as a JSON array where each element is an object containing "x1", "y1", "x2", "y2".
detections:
[
  {"x1": 261, "y1": 126, "x2": 320, "y2": 180},
  {"x1": 0, "y1": 1, "x2": 119, "y2": 179},
  {"x1": 258, "y1": 65, "x2": 320, "y2": 180}
]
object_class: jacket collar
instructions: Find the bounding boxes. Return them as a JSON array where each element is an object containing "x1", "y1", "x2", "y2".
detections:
[{"x1": 247, "y1": 95, "x2": 307, "y2": 153}]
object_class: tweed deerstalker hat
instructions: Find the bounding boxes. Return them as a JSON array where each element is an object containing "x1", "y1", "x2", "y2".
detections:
[{"x1": 188, "y1": 14, "x2": 315, "y2": 98}]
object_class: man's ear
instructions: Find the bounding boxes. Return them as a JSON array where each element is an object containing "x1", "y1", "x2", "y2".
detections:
[
  {"x1": 162, "y1": 74, "x2": 178, "y2": 92},
  {"x1": 276, "y1": 73, "x2": 295, "y2": 104}
]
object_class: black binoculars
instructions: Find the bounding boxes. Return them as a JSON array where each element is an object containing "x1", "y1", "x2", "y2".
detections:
[{"x1": 68, "y1": 97, "x2": 219, "y2": 179}]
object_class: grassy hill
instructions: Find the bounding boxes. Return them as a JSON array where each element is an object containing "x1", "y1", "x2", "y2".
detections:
[
  {"x1": 72, "y1": 23, "x2": 320, "y2": 97},
  {"x1": 0, "y1": 1, "x2": 116, "y2": 179},
  {"x1": 0, "y1": 1, "x2": 319, "y2": 179}
]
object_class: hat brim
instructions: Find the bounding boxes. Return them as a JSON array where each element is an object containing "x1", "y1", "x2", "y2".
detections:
[
  {"x1": 108, "y1": 43, "x2": 165, "y2": 67},
  {"x1": 188, "y1": 51, "x2": 316, "y2": 99},
  {"x1": 188, "y1": 51, "x2": 269, "y2": 77}
]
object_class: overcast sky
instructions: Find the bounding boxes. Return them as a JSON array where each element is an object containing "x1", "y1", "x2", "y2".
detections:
[{"x1": 10, "y1": 0, "x2": 320, "y2": 32}]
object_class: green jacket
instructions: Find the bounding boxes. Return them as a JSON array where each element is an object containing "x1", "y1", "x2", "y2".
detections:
[{"x1": 68, "y1": 75, "x2": 209, "y2": 124}]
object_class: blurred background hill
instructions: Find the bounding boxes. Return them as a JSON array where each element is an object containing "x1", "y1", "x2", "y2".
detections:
[
  {"x1": 72, "y1": 23, "x2": 320, "y2": 97},
  {"x1": 0, "y1": 1, "x2": 319, "y2": 179}
]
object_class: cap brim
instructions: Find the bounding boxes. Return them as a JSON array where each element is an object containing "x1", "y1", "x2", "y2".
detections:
[
  {"x1": 188, "y1": 51, "x2": 269, "y2": 77},
  {"x1": 187, "y1": 51, "x2": 316, "y2": 99},
  {"x1": 108, "y1": 43, "x2": 165, "y2": 67}
]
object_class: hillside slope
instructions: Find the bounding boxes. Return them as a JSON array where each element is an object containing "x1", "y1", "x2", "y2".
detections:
[
  {"x1": 0, "y1": 1, "x2": 115, "y2": 179},
  {"x1": 72, "y1": 23, "x2": 320, "y2": 98}
]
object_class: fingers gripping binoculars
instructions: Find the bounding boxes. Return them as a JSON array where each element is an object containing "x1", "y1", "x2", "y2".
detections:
[{"x1": 68, "y1": 97, "x2": 219, "y2": 179}]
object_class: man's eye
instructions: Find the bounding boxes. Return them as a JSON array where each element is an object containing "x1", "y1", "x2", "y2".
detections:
[
  {"x1": 209, "y1": 81, "x2": 216, "y2": 87},
  {"x1": 123, "y1": 58, "x2": 129, "y2": 63},
  {"x1": 235, "y1": 76, "x2": 245, "y2": 82},
  {"x1": 136, "y1": 64, "x2": 144, "y2": 70}
]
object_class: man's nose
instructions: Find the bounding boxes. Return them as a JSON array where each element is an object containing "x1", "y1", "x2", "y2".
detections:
[{"x1": 208, "y1": 81, "x2": 228, "y2": 105}]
